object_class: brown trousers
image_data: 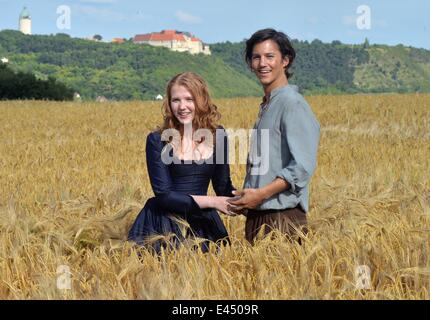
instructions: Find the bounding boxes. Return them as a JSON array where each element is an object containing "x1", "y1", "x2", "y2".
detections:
[{"x1": 245, "y1": 206, "x2": 308, "y2": 245}]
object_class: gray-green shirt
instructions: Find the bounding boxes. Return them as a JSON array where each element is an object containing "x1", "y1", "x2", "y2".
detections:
[{"x1": 244, "y1": 85, "x2": 320, "y2": 213}]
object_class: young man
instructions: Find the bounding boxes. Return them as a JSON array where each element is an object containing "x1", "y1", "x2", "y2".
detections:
[{"x1": 227, "y1": 28, "x2": 320, "y2": 244}]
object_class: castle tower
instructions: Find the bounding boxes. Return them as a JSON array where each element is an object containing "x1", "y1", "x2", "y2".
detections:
[{"x1": 19, "y1": 7, "x2": 32, "y2": 35}]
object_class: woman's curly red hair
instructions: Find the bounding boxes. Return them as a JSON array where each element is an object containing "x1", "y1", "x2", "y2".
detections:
[{"x1": 158, "y1": 72, "x2": 220, "y2": 143}]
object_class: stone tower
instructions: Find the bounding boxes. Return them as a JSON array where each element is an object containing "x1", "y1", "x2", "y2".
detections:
[{"x1": 19, "y1": 7, "x2": 32, "y2": 35}]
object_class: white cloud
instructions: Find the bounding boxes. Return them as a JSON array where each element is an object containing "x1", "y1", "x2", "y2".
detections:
[
  {"x1": 75, "y1": 5, "x2": 126, "y2": 22},
  {"x1": 175, "y1": 10, "x2": 202, "y2": 24},
  {"x1": 74, "y1": 4, "x2": 148, "y2": 24}
]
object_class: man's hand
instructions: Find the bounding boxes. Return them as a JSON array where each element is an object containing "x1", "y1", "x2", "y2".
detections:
[
  {"x1": 226, "y1": 179, "x2": 290, "y2": 214},
  {"x1": 227, "y1": 179, "x2": 290, "y2": 214},
  {"x1": 226, "y1": 189, "x2": 266, "y2": 211}
]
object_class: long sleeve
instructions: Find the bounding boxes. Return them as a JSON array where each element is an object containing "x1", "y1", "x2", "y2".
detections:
[
  {"x1": 276, "y1": 98, "x2": 320, "y2": 195},
  {"x1": 212, "y1": 128, "x2": 235, "y2": 197},
  {"x1": 145, "y1": 132, "x2": 201, "y2": 216}
]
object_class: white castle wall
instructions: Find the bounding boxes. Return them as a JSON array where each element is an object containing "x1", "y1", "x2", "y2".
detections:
[{"x1": 139, "y1": 34, "x2": 211, "y2": 55}]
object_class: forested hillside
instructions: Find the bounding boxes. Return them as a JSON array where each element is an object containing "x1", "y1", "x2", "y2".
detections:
[
  {"x1": 1, "y1": 30, "x2": 430, "y2": 100},
  {"x1": 0, "y1": 63, "x2": 73, "y2": 100},
  {"x1": 0, "y1": 30, "x2": 260, "y2": 100},
  {"x1": 212, "y1": 40, "x2": 430, "y2": 94}
]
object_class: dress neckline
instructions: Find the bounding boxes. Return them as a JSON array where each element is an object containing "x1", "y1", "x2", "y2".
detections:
[{"x1": 172, "y1": 151, "x2": 214, "y2": 163}]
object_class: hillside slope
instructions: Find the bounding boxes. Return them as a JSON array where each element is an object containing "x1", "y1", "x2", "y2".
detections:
[
  {"x1": 354, "y1": 45, "x2": 430, "y2": 92},
  {"x1": 212, "y1": 40, "x2": 430, "y2": 94},
  {"x1": 0, "y1": 30, "x2": 261, "y2": 100},
  {"x1": 2, "y1": 30, "x2": 430, "y2": 99}
]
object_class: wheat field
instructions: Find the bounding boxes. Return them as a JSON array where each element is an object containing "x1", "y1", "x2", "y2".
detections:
[{"x1": 0, "y1": 94, "x2": 429, "y2": 299}]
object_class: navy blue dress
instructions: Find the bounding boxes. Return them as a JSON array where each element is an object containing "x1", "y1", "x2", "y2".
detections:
[{"x1": 128, "y1": 128, "x2": 235, "y2": 253}]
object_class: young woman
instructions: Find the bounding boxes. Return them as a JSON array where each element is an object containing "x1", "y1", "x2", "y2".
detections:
[{"x1": 128, "y1": 72, "x2": 235, "y2": 253}]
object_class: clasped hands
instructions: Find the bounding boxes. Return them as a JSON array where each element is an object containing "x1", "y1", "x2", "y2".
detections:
[{"x1": 215, "y1": 189, "x2": 266, "y2": 216}]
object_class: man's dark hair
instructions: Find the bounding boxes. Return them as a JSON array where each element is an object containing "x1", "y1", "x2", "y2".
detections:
[{"x1": 245, "y1": 28, "x2": 296, "y2": 79}]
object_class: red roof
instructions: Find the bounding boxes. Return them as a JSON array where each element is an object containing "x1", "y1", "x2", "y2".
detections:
[
  {"x1": 133, "y1": 30, "x2": 202, "y2": 43},
  {"x1": 112, "y1": 38, "x2": 125, "y2": 43}
]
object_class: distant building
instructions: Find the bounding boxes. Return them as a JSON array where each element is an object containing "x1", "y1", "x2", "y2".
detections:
[
  {"x1": 155, "y1": 94, "x2": 163, "y2": 100},
  {"x1": 19, "y1": 7, "x2": 32, "y2": 35},
  {"x1": 133, "y1": 30, "x2": 211, "y2": 55},
  {"x1": 73, "y1": 92, "x2": 82, "y2": 101},
  {"x1": 112, "y1": 38, "x2": 125, "y2": 44},
  {"x1": 85, "y1": 35, "x2": 103, "y2": 42},
  {"x1": 1, "y1": 57, "x2": 9, "y2": 64},
  {"x1": 96, "y1": 96, "x2": 108, "y2": 102}
]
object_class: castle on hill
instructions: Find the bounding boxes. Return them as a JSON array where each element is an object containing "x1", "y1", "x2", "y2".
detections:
[{"x1": 133, "y1": 30, "x2": 211, "y2": 55}]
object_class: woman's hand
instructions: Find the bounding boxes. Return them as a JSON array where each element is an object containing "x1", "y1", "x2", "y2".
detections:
[
  {"x1": 191, "y1": 195, "x2": 243, "y2": 216},
  {"x1": 213, "y1": 197, "x2": 237, "y2": 216}
]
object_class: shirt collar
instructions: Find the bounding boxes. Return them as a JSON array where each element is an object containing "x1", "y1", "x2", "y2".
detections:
[
  {"x1": 270, "y1": 84, "x2": 299, "y2": 99},
  {"x1": 260, "y1": 84, "x2": 299, "y2": 110},
  {"x1": 260, "y1": 94, "x2": 270, "y2": 109}
]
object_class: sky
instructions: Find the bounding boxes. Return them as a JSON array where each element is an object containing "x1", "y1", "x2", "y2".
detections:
[{"x1": 0, "y1": 0, "x2": 429, "y2": 49}]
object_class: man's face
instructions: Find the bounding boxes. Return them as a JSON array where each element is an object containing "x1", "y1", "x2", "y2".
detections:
[{"x1": 251, "y1": 39, "x2": 289, "y2": 90}]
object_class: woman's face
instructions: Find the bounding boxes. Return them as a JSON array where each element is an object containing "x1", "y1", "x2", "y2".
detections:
[{"x1": 170, "y1": 85, "x2": 196, "y2": 126}]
